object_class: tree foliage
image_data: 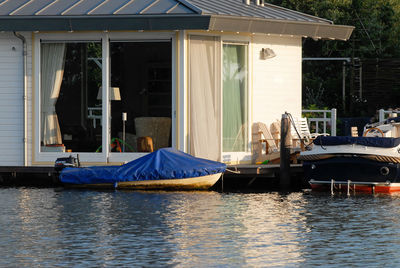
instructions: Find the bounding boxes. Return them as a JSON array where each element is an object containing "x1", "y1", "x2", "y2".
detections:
[
  {"x1": 271, "y1": 0, "x2": 400, "y2": 58},
  {"x1": 269, "y1": 0, "x2": 400, "y2": 116}
]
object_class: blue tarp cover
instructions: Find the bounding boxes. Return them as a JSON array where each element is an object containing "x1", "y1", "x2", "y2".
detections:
[
  {"x1": 384, "y1": 117, "x2": 400, "y2": 124},
  {"x1": 314, "y1": 136, "x2": 400, "y2": 148},
  {"x1": 60, "y1": 148, "x2": 227, "y2": 185}
]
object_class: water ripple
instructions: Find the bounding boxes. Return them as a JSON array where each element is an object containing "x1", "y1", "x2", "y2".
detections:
[{"x1": 1, "y1": 188, "x2": 400, "y2": 267}]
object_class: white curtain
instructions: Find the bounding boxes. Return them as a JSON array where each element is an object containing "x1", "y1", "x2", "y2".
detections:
[
  {"x1": 41, "y1": 43, "x2": 66, "y2": 145},
  {"x1": 189, "y1": 36, "x2": 221, "y2": 161}
]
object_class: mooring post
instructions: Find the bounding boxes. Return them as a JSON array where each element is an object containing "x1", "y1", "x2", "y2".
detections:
[
  {"x1": 280, "y1": 113, "x2": 291, "y2": 189},
  {"x1": 221, "y1": 173, "x2": 224, "y2": 193}
]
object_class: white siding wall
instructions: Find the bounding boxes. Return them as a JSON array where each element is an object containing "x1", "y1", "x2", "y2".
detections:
[
  {"x1": 252, "y1": 35, "x2": 302, "y2": 126},
  {"x1": 0, "y1": 30, "x2": 302, "y2": 166},
  {"x1": 0, "y1": 33, "x2": 23, "y2": 166}
]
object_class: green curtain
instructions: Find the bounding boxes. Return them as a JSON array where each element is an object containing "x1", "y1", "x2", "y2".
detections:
[{"x1": 223, "y1": 44, "x2": 248, "y2": 152}]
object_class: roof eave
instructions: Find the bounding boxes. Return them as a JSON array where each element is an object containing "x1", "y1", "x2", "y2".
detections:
[
  {"x1": 209, "y1": 15, "x2": 354, "y2": 40},
  {"x1": 0, "y1": 14, "x2": 354, "y2": 40},
  {"x1": 0, "y1": 15, "x2": 211, "y2": 31}
]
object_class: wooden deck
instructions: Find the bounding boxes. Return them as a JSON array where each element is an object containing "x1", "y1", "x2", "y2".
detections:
[
  {"x1": 0, "y1": 166, "x2": 59, "y2": 187},
  {"x1": 0, "y1": 164, "x2": 306, "y2": 190},
  {"x1": 217, "y1": 164, "x2": 306, "y2": 191},
  {"x1": 0, "y1": 166, "x2": 55, "y2": 173},
  {"x1": 226, "y1": 164, "x2": 303, "y2": 176}
]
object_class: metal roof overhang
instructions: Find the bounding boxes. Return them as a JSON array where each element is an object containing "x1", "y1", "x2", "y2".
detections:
[
  {"x1": 0, "y1": 15, "x2": 211, "y2": 31},
  {"x1": 209, "y1": 16, "x2": 354, "y2": 40},
  {"x1": 0, "y1": 14, "x2": 354, "y2": 40}
]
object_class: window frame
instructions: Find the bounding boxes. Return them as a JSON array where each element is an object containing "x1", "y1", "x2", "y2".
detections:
[
  {"x1": 220, "y1": 35, "x2": 252, "y2": 162},
  {"x1": 33, "y1": 32, "x2": 176, "y2": 164}
]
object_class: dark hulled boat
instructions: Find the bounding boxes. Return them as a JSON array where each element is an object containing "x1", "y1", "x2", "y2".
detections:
[{"x1": 299, "y1": 120, "x2": 400, "y2": 193}]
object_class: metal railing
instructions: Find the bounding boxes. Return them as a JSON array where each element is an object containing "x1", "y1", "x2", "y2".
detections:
[
  {"x1": 302, "y1": 108, "x2": 337, "y2": 136},
  {"x1": 88, "y1": 107, "x2": 102, "y2": 128},
  {"x1": 378, "y1": 109, "x2": 399, "y2": 122}
]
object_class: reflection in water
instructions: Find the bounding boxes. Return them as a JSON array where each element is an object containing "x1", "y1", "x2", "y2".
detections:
[
  {"x1": 239, "y1": 193, "x2": 307, "y2": 266},
  {"x1": 299, "y1": 193, "x2": 400, "y2": 267},
  {"x1": 2, "y1": 189, "x2": 400, "y2": 266},
  {"x1": 162, "y1": 192, "x2": 308, "y2": 267},
  {"x1": 3, "y1": 188, "x2": 63, "y2": 266}
]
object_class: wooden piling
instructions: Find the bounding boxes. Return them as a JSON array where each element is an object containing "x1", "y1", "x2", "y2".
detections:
[{"x1": 280, "y1": 113, "x2": 291, "y2": 189}]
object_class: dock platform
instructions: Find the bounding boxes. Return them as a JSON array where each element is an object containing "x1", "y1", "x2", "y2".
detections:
[
  {"x1": 226, "y1": 164, "x2": 303, "y2": 176},
  {"x1": 0, "y1": 164, "x2": 305, "y2": 190},
  {"x1": 220, "y1": 164, "x2": 306, "y2": 190},
  {"x1": 0, "y1": 166, "x2": 59, "y2": 187}
]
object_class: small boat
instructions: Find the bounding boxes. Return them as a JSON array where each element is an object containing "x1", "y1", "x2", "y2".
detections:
[
  {"x1": 59, "y1": 148, "x2": 226, "y2": 190},
  {"x1": 299, "y1": 117, "x2": 400, "y2": 193}
]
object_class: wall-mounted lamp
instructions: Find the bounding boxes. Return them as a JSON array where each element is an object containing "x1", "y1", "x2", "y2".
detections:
[
  {"x1": 97, "y1": 87, "x2": 121, "y2": 101},
  {"x1": 260, "y1": 48, "x2": 276, "y2": 60}
]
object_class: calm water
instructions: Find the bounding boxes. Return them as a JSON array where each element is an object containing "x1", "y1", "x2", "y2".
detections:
[{"x1": 1, "y1": 188, "x2": 400, "y2": 267}]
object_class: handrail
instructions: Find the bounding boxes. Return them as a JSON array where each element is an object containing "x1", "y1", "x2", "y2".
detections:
[
  {"x1": 88, "y1": 107, "x2": 102, "y2": 128},
  {"x1": 302, "y1": 108, "x2": 337, "y2": 136},
  {"x1": 378, "y1": 109, "x2": 399, "y2": 122}
]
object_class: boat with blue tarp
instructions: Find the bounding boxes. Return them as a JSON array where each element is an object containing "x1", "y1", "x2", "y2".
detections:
[
  {"x1": 60, "y1": 148, "x2": 226, "y2": 190},
  {"x1": 299, "y1": 119, "x2": 400, "y2": 193}
]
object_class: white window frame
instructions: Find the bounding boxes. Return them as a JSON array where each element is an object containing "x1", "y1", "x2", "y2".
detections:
[
  {"x1": 221, "y1": 35, "x2": 252, "y2": 163},
  {"x1": 34, "y1": 32, "x2": 176, "y2": 164}
]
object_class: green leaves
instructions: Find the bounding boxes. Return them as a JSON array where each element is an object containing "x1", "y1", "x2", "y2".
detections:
[
  {"x1": 270, "y1": 0, "x2": 400, "y2": 58},
  {"x1": 269, "y1": 0, "x2": 400, "y2": 116}
]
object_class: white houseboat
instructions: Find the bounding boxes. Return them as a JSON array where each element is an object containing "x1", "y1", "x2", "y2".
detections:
[{"x1": 0, "y1": 0, "x2": 353, "y2": 167}]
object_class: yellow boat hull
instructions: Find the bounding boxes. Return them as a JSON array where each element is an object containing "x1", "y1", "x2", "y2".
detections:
[{"x1": 64, "y1": 173, "x2": 222, "y2": 190}]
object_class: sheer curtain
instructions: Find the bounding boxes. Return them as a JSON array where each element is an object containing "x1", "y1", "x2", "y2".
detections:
[
  {"x1": 189, "y1": 36, "x2": 221, "y2": 161},
  {"x1": 41, "y1": 43, "x2": 66, "y2": 145},
  {"x1": 223, "y1": 44, "x2": 248, "y2": 152}
]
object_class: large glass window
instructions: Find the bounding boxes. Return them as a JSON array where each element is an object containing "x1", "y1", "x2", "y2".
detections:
[
  {"x1": 40, "y1": 42, "x2": 102, "y2": 153},
  {"x1": 222, "y1": 43, "x2": 248, "y2": 152},
  {"x1": 109, "y1": 42, "x2": 172, "y2": 153}
]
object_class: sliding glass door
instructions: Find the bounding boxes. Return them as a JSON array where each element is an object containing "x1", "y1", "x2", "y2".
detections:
[
  {"x1": 37, "y1": 32, "x2": 175, "y2": 163},
  {"x1": 109, "y1": 41, "x2": 172, "y2": 153}
]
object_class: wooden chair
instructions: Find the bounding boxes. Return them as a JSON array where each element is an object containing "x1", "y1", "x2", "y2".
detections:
[
  {"x1": 269, "y1": 120, "x2": 281, "y2": 146},
  {"x1": 292, "y1": 117, "x2": 329, "y2": 143},
  {"x1": 252, "y1": 121, "x2": 301, "y2": 164},
  {"x1": 351, "y1": 126, "x2": 359, "y2": 137},
  {"x1": 252, "y1": 122, "x2": 281, "y2": 164},
  {"x1": 272, "y1": 119, "x2": 309, "y2": 152},
  {"x1": 137, "y1": 136, "x2": 154, "y2": 152}
]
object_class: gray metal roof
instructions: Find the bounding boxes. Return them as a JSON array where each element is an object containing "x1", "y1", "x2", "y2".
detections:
[
  {"x1": 0, "y1": 0, "x2": 354, "y2": 40},
  {"x1": 0, "y1": 0, "x2": 330, "y2": 24},
  {"x1": 0, "y1": 0, "x2": 198, "y2": 16},
  {"x1": 187, "y1": 0, "x2": 332, "y2": 24},
  {"x1": 0, "y1": 0, "x2": 330, "y2": 23}
]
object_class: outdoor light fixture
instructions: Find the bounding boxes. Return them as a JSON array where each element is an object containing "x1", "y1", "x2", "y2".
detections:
[
  {"x1": 260, "y1": 48, "x2": 276, "y2": 60},
  {"x1": 97, "y1": 87, "x2": 121, "y2": 101}
]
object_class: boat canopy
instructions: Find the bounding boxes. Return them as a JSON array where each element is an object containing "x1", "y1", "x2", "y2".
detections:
[
  {"x1": 60, "y1": 148, "x2": 227, "y2": 185},
  {"x1": 384, "y1": 117, "x2": 400, "y2": 124},
  {"x1": 314, "y1": 136, "x2": 400, "y2": 148}
]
